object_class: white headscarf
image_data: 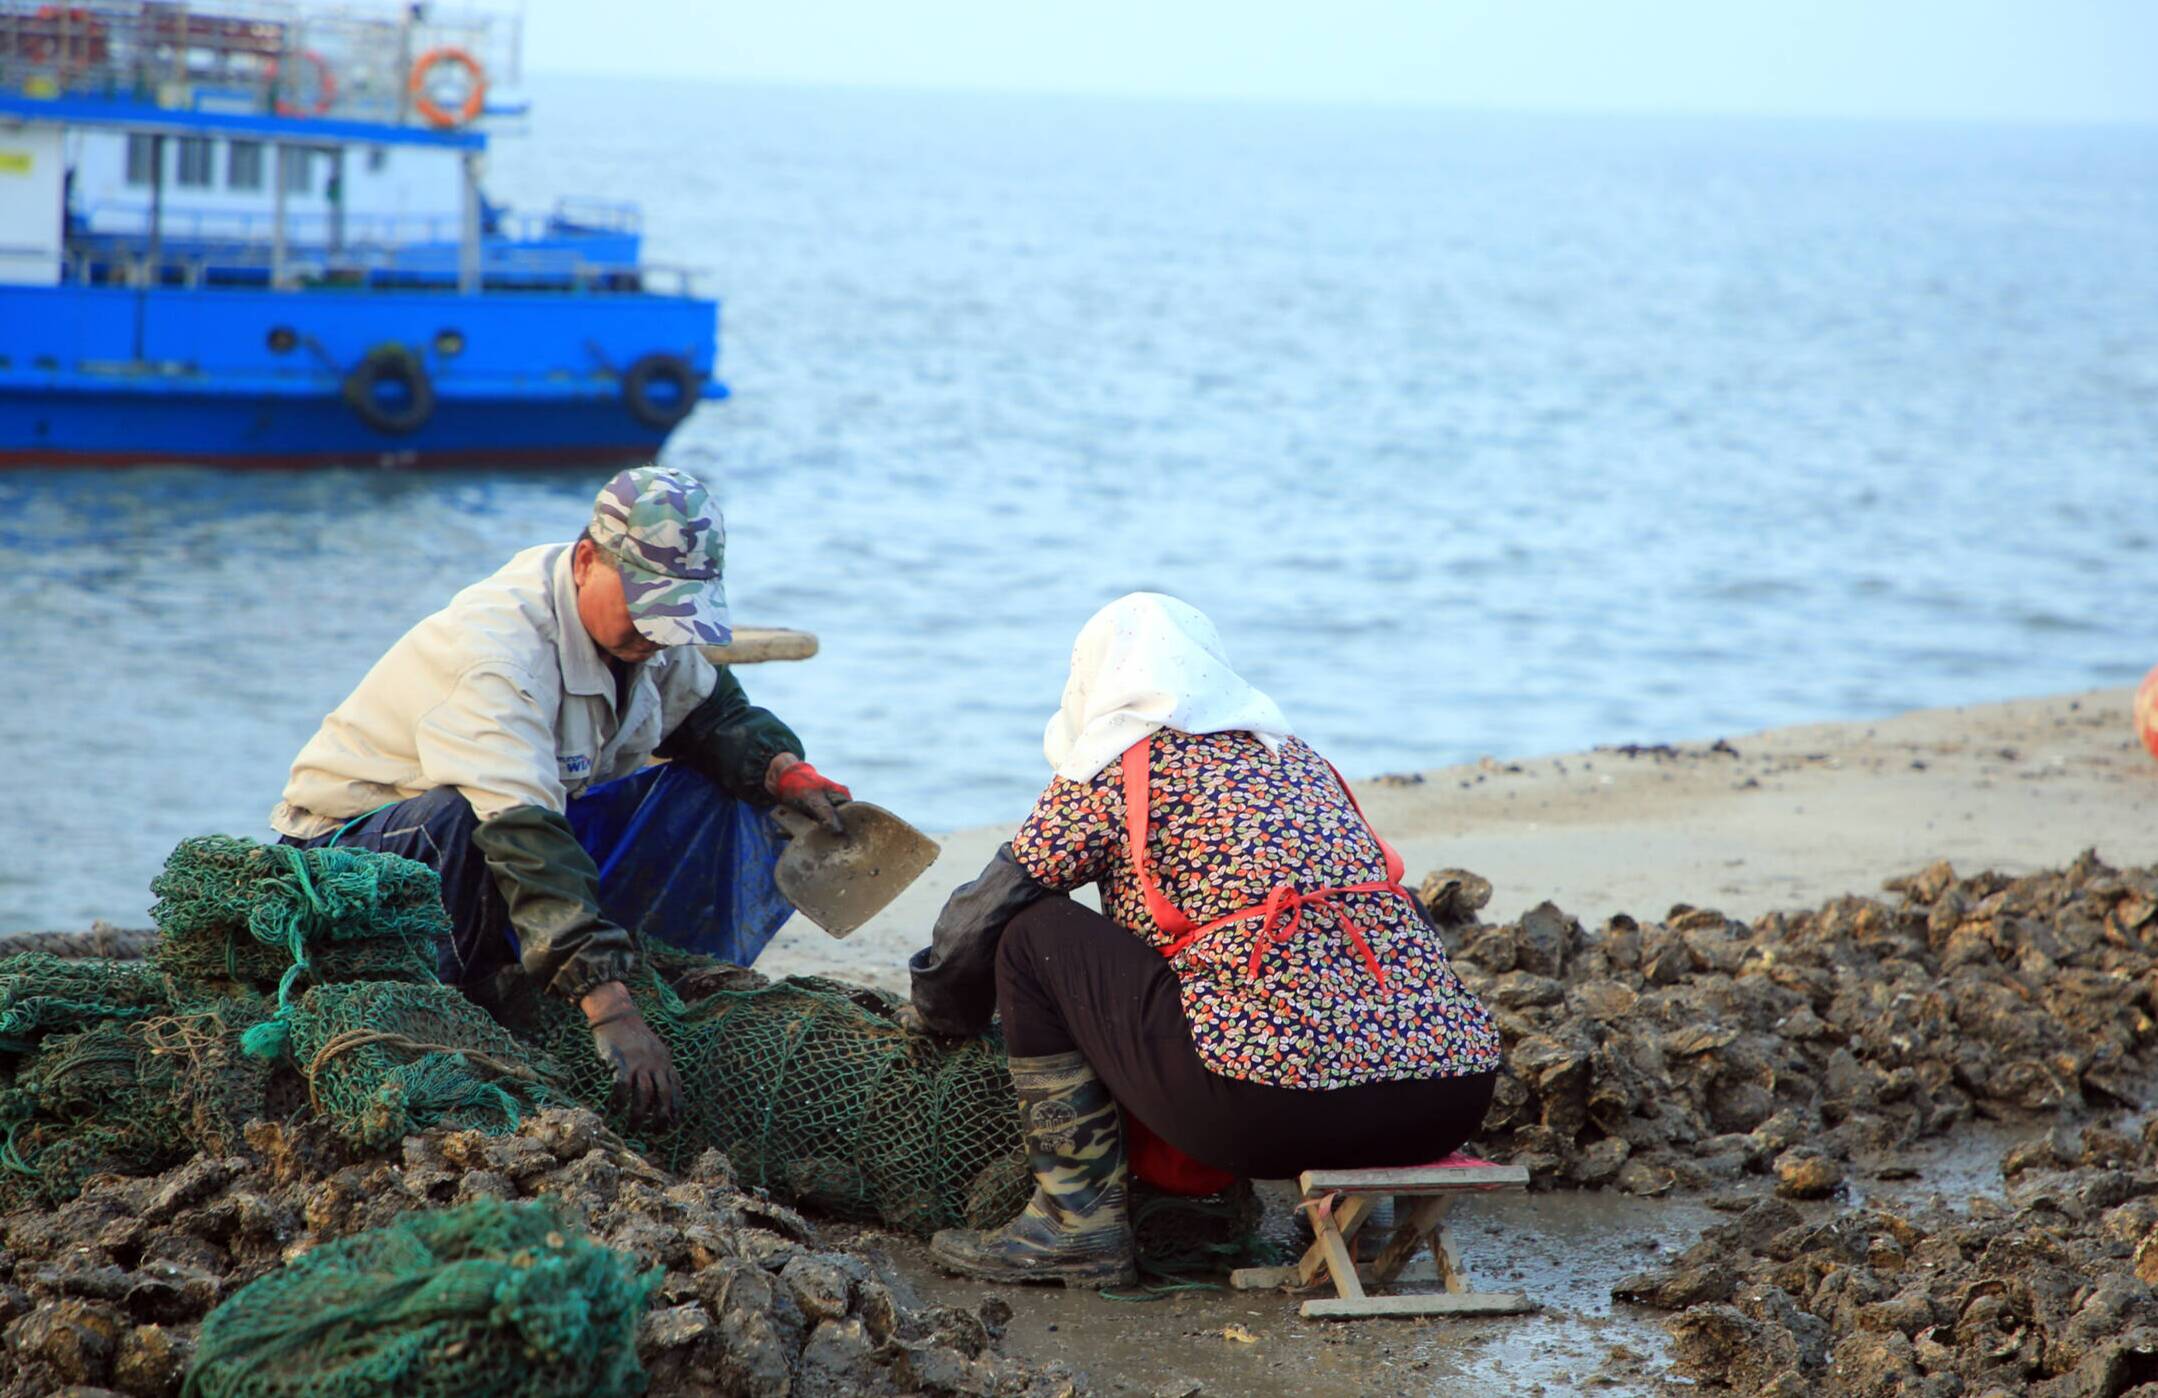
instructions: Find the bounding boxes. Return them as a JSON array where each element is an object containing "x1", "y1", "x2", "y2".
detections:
[{"x1": 1042, "y1": 592, "x2": 1293, "y2": 784}]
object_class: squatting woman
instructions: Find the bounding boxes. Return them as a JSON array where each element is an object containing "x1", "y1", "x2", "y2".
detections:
[{"x1": 905, "y1": 592, "x2": 1502, "y2": 1286}]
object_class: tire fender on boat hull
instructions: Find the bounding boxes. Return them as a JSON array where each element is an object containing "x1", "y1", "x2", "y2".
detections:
[
  {"x1": 620, "y1": 353, "x2": 699, "y2": 431},
  {"x1": 343, "y1": 343, "x2": 436, "y2": 435}
]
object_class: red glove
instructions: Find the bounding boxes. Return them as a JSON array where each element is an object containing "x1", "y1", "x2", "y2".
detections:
[
  {"x1": 773, "y1": 761, "x2": 852, "y2": 805},
  {"x1": 772, "y1": 760, "x2": 852, "y2": 834}
]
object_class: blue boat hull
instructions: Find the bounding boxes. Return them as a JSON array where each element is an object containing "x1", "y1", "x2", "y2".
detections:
[
  {"x1": 0, "y1": 283, "x2": 725, "y2": 470},
  {"x1": 0, "y1": 388, "x2": 700, "y2": 469}
]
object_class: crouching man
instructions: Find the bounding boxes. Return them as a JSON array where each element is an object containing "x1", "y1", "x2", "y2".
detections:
[{"x1": 268, "y1": 465, "x2": 852, "y2": 1125}]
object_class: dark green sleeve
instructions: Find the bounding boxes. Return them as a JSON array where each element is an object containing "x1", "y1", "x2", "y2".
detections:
[
  {"x1": 469, "y1": 805, "x2": 637, "y2": 1002},
  {"x1": 654, "y1": 665, "x2": 805, "y2": 803}
]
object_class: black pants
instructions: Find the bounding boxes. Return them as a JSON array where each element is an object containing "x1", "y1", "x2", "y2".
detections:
[
  {"x1": 280, "y1": 768, "x2": 795, "y2": 991},
  {"x1": 994, "y1": 897, "x2": 1497, "y2": 1179}
]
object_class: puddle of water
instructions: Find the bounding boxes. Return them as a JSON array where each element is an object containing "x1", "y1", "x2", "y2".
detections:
[
  {"x1": 1845, "y1": 1120, "x2": 2023, "y2": 1214},
  {"x1": 861, "y1": 1183, "x2": 1721, "y2": 1397},
  {"x1": 843, "y1": 1122, "x2": 2083, "y2": 1395},
  {"x1": 1447, "y1": 1189, "x2": 1719, "y2": 1395}
]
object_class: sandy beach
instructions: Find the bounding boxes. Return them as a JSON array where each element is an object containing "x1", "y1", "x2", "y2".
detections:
[
  {"x1": 8, "y1": 687, "x2": 2155, "y2": 1398},
  {"x1": 762, "y1": 686, "x2": 2158, "y2": 987}
]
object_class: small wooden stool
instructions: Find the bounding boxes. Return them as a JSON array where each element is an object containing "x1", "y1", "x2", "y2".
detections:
[{"x1": 1229, "y1": 1155, "x2": 1536, "y2": 1319}]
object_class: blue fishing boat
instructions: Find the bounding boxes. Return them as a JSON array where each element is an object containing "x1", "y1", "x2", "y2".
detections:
[{"x1": 0, "y1": 1, "x2": 723, "y2": 469}]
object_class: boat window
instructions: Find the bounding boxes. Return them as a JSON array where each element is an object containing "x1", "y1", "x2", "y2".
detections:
[
  {"x1": 176, "y1": 138, "x2": 213, "y2": 188},
  {"x1": 124, "y1": 134, "x2": 157, "y2": 187},
  {"x1": 228, "y1": 141, "x2": 264, "y2": 191},
  {"x1": 367, "y1": 147, "x2": 389, "y2": 173},
  {"x1": 280, "y1": 148, "x2": 316, "y2": 195}
]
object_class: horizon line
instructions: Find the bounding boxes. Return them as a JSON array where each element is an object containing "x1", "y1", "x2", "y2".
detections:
[{"x1": 516, "y1": 66, "x2": 2158, "y2": 133}]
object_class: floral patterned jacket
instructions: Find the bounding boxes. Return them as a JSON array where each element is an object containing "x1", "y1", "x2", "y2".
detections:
[{"x1": 913, "y1": 727, "x2": 1501, "y2": 1090}]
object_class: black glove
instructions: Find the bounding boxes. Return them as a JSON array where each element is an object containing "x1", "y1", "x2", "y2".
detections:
[
  {"x1": 590, "y1": 1007, "x2": 684, "y2": 1129},
  {"x1": 907, "y1": 844, "x2": 1051, "y2": 1038}
]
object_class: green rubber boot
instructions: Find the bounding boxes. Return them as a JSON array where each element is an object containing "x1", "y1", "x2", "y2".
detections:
[{"x1": 930, "y1": 1051, "x2": 1138, "y2": 1288}]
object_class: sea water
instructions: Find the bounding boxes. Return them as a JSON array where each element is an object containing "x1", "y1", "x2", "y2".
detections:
[{"x1": 3, "y1": 81, "x2": 2155, "y2": 927}]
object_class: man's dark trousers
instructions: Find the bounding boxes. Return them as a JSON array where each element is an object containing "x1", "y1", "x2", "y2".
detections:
[{"x1": 280, "y1": 764, "x2": 793, "y2": 987}]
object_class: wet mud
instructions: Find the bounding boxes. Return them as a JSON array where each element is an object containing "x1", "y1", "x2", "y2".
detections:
[{"x1": 880, "y1": 1185, "x2": 1722, "y2": 1397}]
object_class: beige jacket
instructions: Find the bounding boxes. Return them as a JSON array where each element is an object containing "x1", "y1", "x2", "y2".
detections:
[{"x1": 272, "y1": 544, "x2": 720, "y2": 839}]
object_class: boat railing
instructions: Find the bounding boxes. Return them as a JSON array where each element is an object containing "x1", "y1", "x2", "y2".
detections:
[
  {"x1": 60, "y1": 238, "x2": 704, "y2": 297},
  {"x1": 0, "y1": 0, "x2": 519, "y2": 130},
  {"x1": 74, "y1": 199, "x2": 642, "y2": 251}
]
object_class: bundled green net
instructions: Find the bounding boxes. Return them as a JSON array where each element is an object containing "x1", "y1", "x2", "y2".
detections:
[
  {"x1": 510, "y1": 959, "x2": 1028, "y2": 1236},
  {"x1": 0, "y1": 952, "x2": 174, "y2": 1059},
  {"x1": 151, "y1": 836, "x2": 442, "y2": 997},
  {"x1": 0, "y1": 836, "x2": 491, "y2": 1206},
  {"x1": 139, "y1": 999, "x2": 281, "y2": 1157},
  {"x1": 0, "y1": 1020, "x2": 152, "y2": 1208},
  {"x1": 0, "y1": 999, "x2": 272, "y2": 1209},
  {"x1": 5, "y1": 836, "x2": 1056, "y2": 1246},
  {"x1": 274, "y1": 980, "x2": 559, "y2": 1151},
  {"x1": 184, "y1": 1196, "x2": 657, "y2": 1398}
]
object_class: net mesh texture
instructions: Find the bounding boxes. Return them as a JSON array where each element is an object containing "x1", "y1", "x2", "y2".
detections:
[
  {"x1": 2, "y1": 833, "x2": 1258, "y2": 1390},
  {"x1": 0, "y1": 998, "x2": 272, "y2": 1210},
  {"x1": 6, "y1": 835, "x2": 1038, "y2": 1233},
  {"x1": 506, "y1": 961, "x2": 1029, "y2": 1233},
  {"x1": 150, "y1": 835, "x2": 442, "y2": 996},
  {"x1": 182, "y1": 1196, "x2": 657, "y2": 1398},
  {"x1": 284, "y1": 979, "x2": 561, "y2": 1151}
]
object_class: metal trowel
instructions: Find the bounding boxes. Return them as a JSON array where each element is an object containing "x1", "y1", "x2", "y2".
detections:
[{"x1": 771, "y1": 802, "x2": 941, "y2": 938}]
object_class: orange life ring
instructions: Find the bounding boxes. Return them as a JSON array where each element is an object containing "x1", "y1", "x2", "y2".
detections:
[
  {"x1": 2136, "y1": 665, "x2": 2158, "y2": 762},
  {"x1": 268, "y1": 49, "x2": 336, "y2": 117},
  {"x1": 409, "y1": 47, "x2": 487, "y2": 129}
]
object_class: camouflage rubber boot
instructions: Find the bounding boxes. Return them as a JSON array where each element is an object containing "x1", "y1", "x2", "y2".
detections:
[{"x1": 930, "y1": 1051, "x2": 1137, "y2": 1287}]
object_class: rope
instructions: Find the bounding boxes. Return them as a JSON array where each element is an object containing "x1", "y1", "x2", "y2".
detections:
[
  {"x1": 0, "y1": 1117, "x2": 39, "y2": 1177},
  {"x1": 265, "y1": 844, "x2": 327, "y2": 1015},
  {"x1": 137, "y1": 1008, "x2": 235, "y2": 1063},
  {"x1": 303, "y1": 1028, "x2": 545, "y2": 1115},
  {"x1": 325, "y1": 800, "x2": 400, "y2": 849}
]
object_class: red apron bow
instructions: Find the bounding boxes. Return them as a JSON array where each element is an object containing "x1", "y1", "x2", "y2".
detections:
[{"x1": 1120, "y1": 736, "x2": 1405, "y2": 990}]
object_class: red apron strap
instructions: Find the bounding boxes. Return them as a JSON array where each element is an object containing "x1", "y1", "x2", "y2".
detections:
[{"x1": 1120, "y1": 737, "x2": 1196, "y2": 938}]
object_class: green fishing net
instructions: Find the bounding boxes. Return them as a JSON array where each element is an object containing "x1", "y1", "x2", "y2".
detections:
[
  {"x1": 0, "y1": 836, "x2": 497, "y2": 1205},
  {"x1": 0, "y1": 999, "x2": 272, "y2": 1209},
  {"x1": 184, "y1": 1196, "x2": 657, "y2": 1398},
  {"x1": 151, "y1": 836, "x2": 442, "y2": 995},
  {"x1": 141, "y1": 999, "x2": 281, "y2": 1157},
  {"x1": 505, "y1": 958, "x2": 1028, "y2": 1235},
  {"x1": 274, "y1": 980, "x2": 559, "y2": 1151},
  {"x1": 0, "y1": 952, "x2": 173, "y2": 1059},
  {"x1": 5, "y1": 835, "x2": 1073, "y2": 1251}
]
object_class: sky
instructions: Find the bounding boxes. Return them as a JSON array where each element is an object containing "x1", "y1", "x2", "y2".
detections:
[{"x1": 515, "y1": 0, "x2": 2158, "y2": 126}]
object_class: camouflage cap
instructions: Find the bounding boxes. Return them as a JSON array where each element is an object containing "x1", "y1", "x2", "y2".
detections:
[{"x1": 588, "y1": 465, "x2": 731, "y2": 647}]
